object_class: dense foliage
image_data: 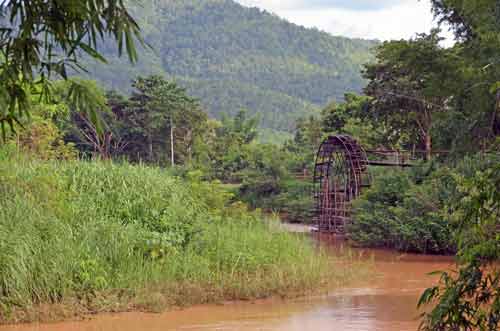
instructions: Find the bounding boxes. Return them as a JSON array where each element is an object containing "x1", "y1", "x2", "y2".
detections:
[
  {"x1": 0, "y1": 149, "x2": 335, "y2": 322},
  {"x1": 0, "y1": 0, "x2": 141, "y2": 137},
  {"x1": 364, "y1": 30, "x2": 461, "y2": 159},
  {"x1": 107, "y1": 75, "x2": 207, "y2": 164},
  {"x1": 349, "y1": 156, "x2": 500, "y2": 254},
  {"x1": 413, "y1": 2, "x2": 500, "y2": 329},
  {"x1": 78, "y1": 0, "x2": 377, "y2": 132},
  {"x1": 419, "y1": 162, "x2": 500, "y2": 331},
  {"x1": 5, "y1": 76, "x2": 317, "y2": 224},
  {"x1": 239, "y1": 178, "x2": 314, "y2": 224},
  {"x1": 363, "y1": 2, "x2": 499, "y2": 157}
]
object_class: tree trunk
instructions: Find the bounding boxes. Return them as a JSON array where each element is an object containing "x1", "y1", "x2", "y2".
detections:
[
  {"x1": 420, "y1": 106, "x2": 432, "y2": 161},
  {"x1": 170, "y1": 117, "x2": 175, "y2": 167},
  {"x1": 147, "y1": 135, "x2": 153, "y2": 161},
  {"x1": 424, "y1": 132, "x2": 432, "y2": 161},
  {"x1": 493, "y1": 88, "x2": 500, "y2": 136},
  {"x1": 186, "y1": 129, "x2": 193, "y2": 163}
]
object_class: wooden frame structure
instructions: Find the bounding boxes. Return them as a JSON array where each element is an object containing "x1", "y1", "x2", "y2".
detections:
[{"x1": 312, "y1": 135, "x2": 418, "y2": 235}]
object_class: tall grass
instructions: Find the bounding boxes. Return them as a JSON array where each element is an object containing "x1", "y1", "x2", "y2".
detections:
[{"x1": 0, "y1": 151, "x2": 340, "y2": 323}]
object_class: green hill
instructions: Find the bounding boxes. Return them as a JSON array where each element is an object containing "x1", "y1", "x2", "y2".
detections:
[{"x1": 81, "y1": 0, "x2": 377, "y2": 132}]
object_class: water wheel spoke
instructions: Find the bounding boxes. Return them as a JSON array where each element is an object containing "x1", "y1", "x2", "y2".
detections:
[{"x1": 312, "y1": 135, "x2": 370, "y2": 236}]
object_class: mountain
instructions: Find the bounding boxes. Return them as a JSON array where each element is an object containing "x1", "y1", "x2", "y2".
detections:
[{"x1": 81, "y1": 0, "x2": 377, "y2": 132}]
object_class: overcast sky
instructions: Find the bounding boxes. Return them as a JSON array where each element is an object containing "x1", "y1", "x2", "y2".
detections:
[{"x1": 235, "y1": 0, "x2": 454, "y2": 44}]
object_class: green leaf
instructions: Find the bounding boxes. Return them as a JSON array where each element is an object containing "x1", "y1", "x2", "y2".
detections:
[
  {"x1": 78, "y1": 43, "x2": 108, "y2": 64},
  {"x1": 418, "y1": 286, "x2": 438, "y2": 307},
  {"x1": 489, "y1": 82, "x2": 500, "y2": 94}
]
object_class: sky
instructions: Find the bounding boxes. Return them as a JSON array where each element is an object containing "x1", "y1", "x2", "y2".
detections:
[{"x1": 235, "y1": 0, "x2": 454, "y2": 44}]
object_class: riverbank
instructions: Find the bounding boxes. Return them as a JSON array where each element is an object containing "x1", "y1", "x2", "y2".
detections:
[
  {"x1": 0, "y1": 153, "x2": 361, "y2": 324},
  {"x1": 1, "y1": 242, "x2": 453, "y2": 331}
]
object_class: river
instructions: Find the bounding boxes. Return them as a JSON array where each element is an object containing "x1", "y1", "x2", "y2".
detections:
[{"x1": 2, "y1": 237, "x2": 453, "y2": 331}]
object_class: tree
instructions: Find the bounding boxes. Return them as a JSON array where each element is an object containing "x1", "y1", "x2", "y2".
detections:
[
  {"x1": 41, "y1": 79, "x2": 124, "y2": 160},
  {"x1": 15, "y1": 97, "x2": 77, "y2": 160},
  {"x1": 363, "y1": 30, "x2": 460, "y2": 159},
  {"x1": 283, "y1": 115, "x2": 322, "y2": 174},
  {"x1": 419, "y1": 165, "x2": 500, "y2": 331},
  {"x1": 431, "y1": 0, "x2": 500, "y2": 42},
  {"x1": 218, "y1": 109, "x2": 259, "y2": 145},
  {"x1": 320, "y1": 93, "x2": 394, "y2": 149},
  {"x1": 0, "y1": 0, "x2": 141, "y2": 138},
  {"x1": 209, "y1": 110, "x2": 260, "y2": 180},
  {"x1": 432, "y1": 0, "x2": 500, "y2": 147},
  {"x1": 321, "y1": 93, "x2": 371, "y2": 132},
  {"x1": 417, "y1": 2, "x2": 500, "y2": 329},
  {"x1": 118, "y1": 75, "x2": 206, "y2": 165}
]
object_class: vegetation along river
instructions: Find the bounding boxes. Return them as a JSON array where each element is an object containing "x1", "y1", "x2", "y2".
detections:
[{"x1": 3, "y1": 237, "x2": 453, "y2": 331}]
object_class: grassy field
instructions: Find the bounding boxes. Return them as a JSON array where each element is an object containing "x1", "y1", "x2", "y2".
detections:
[{"x1": 0, "y1": 149, "x2": 357, "y2": 323}]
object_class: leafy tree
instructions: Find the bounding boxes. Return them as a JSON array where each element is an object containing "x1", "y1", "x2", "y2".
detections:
[
  {"x1": 209, "y1": 110, "x2": 259, "y2": 180},
  {"x1": 321, "y1": 93, "x2": 392, "y2": 149},
  {"x1": 419, "y1": 164, "x2": 500, "y2": 331},
  {"x1": 38, "y1": 79, "x2": 120, "y2": 159},
  {"x1": 431, "y1": 0, "x2": 500, "y2": 42},
  {"x1": 218, "y1": 109, "x2": 259, "y2": 145},
  {"x1": 68, "y1": 80, "x2": 116, "y2": 157},
  {"x1": 321, "y1": 93, "x2": 369, "y2": 133},
  {"x1": 284, "y1": 115, "x2": 322, "y2": 174},
  {"x1": 432, "y1": 0, "x2": 500, "y2": 148},
  {"x1": 363, "y1": 30, "x2": 461, "y2": 159},
  {"x1": 16, "y1": 118, "x2": 77, "y2": 161},
  {"x1": 0, "y1": 0, "x2": 141, "y2": 137},
  {"x1": 416, "y1": 2, "x2": 500, "y2": 329},
  {"x1": 116, "y1": 75, "x2": 206, "y2": 164}
]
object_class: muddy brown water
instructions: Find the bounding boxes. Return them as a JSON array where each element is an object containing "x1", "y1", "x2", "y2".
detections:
[{"x1": 3, "y1": 238, "x2": 453, "y2": 331}]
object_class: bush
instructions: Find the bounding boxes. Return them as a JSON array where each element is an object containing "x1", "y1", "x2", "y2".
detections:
[
  {"x1": 238, "y1": 177, "x2": 314, "y2": 223},
  {"x1": 348, "y1": 170, "x2": 414, "y2": 250},
  {"x1": 419, "y1": 163, "x2": 500, "y2": 331},
  {"x1": 273, "y1": 179, "x2": 315, "y2": 223},
  {"x1": 348, "y1": 155, "x2": 500, "y2": 254},
  {"x1": 15, "y1": 117, "x2": 77, "y2": 160},
  {"x1": 349, "y1": 167, "x2": 456, "y2": 254}
]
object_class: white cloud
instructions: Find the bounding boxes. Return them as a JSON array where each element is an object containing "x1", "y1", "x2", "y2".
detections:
[
  {"x1": 238, "y1": 0, "x2": 409, "y2": 11},
  {"x1": 236, "y1": 0, "x2": 454, "y2": 45}
]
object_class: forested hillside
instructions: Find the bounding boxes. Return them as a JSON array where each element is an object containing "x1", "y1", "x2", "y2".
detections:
[{"x1": 80, "y1": 0, "x2": 377, "y2": 132}]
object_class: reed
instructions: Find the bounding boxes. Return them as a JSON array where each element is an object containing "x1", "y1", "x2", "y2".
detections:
[{"x1": 0, "y1": 152, "x2": 345, "y2": 323}]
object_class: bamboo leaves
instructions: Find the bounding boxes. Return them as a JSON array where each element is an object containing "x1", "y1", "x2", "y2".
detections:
[{"x1": 0, "y1": 0, "x2": 142, "y2": 139}]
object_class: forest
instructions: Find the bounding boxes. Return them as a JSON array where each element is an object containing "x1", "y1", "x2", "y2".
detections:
[
  {"x1": 0, "y1": 0, "x2": 499, "y2": 330},
  {"x1": 77, "y1": 0, "x2": 376, "y2": 134}
]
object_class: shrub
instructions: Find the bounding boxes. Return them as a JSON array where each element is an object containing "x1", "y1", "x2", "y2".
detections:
[
  {"x1": 349, "y1": 156, "x2": 500, "y2": 254},
  {"x1": 16, "y1": 116, "x2": 77, "y2": 161},
  {"x1": 419, "y1": 163, "x2": 500, "y2": 331},
  {"x1": 238, "y1": 177, "x2": 314, "y2": 223},
  {"x1": 348, "y1": 170, "x2": 418, "y2": 250}
]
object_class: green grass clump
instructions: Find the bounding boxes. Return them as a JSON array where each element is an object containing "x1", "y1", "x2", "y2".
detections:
[{"x1": 0, "y1": 152, "x2": 339, "y2": 323}]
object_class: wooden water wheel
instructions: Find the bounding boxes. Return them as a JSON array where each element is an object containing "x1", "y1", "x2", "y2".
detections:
[{"x1": 313, "y1": 135, "x2": 370, "y2": 235}]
